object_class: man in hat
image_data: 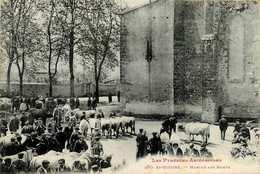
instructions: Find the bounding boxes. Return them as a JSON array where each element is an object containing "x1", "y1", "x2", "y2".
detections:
[
  {"x1": 184, "y1": 143, "x2": 200, "y2": 158},
  {"x1": 55, "y1": 127, "x2": 66, "y2": 152},
  {"x1": 169, "y1": 116, "x2": 177, "y2": 134},
  {"x1": 24, "y1": 132, "x2": 39, "y2": 149},
  {"x1": 20, "y1": 112, "x2": 28, "y2": 127},
  {"x1": 1, "y1": 158, "x2": 14, "y2": 173},
  {"x1": 87, "y1": 97, "x2": 92, "y2": 110},
  {"x1": 167, "y1": 140, "x2": 183, "y2": 158},
  {"x1": 91, "y1": 128, "x2": 101, "y2": 145},
  {"x1": 9, "y1": 113, "x2": 20, "y2": 133},
  {"x1": 92, "y1": 98, "x2": 97, "y2": 111},
  {"x1": 136, "y1": 128, "x2": 146, "y2": 160},
  {"x1": 69, "y1": 127, "x2": 81, "y2": 151},
  {"x1": 35, "y1": 120, "x2": 46, "y2": 136},
  {"x1": 55, "y1": 159, "x2": 70, "y2": 173},
  {"x1": 48, "y1": 133, "x2": 60, "y2": 151},
  {"x1": 239, "y1": 124, "x2": 251, "y2": 143},
  {"x1": 37, "y1": 160, "x2": 51, "y2": 174},
  {"x1": 64, "y1": 122, "x2": 73, "y2": 147},
  {"x1": 200, "y1": 143, "x2": 213, "y2": 159},
  {"x1": 12, "y1": 153, "x2": 26, "y2": 173},
  {"x1": 16, "y1": 135, "x2": 26, "y2": 152},
  {"x1": 219, "y1": 115, "x2": 228, "y2": 140},
  {"x1": 36, "y1": 135, "x2": 48, "y2": 155},
  {"x1": 73, "y1": 135, "x2": 88, "y2": 153},
  {"x1": 148, "y1": 132, "x2": 161, "y2": 155},
  {"x1": 21, "y1": 121, "x2": 34, "y2": 134},
  {"x1": 48, "y1": 118, "x2": 58, "y2": 133},
  {"x1": 91, "y1": 135, "x2": 104, "y2": 156},
  {"x1": 233, "y1": 119, "x2": 242, "y2": 139},
  {"x1": 71, "y1": 160, "x2": 81, "y2": 172}
]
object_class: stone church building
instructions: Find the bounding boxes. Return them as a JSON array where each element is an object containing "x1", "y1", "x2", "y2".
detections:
[{"x1": 119, "y1": 0, "x2": 260, "y2": 123}]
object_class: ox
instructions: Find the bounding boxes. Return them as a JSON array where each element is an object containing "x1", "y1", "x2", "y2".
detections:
[
  {"x1": 177, "y1": 122, "x2": 210, "y2": 144},
  {"x1": 121, "y1": 116, "x2": 135, "y2": 135}
]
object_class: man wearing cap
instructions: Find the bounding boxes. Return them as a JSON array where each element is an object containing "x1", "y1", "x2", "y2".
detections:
[
  {"x1": 167, "y1": 141, "x2": 183, "y2": 158},
  {"x1": 9, "y1": 113, "x2": 20, "y2": 133},
  {"x1": 184, "y1": 143, "x2": 200, "y2": 158},
  {"x1": 219, "y1": 115, "x2": 228, "y2": 140},
  {"x1": 136, "y1": 128, "x2": 146, "y2": 160},
  {"x1": 20, "y1": 112, "x2": 28, "y2": 127},
  {"x1": 55, "y1": 159, "x2": 70, "y2": 173},
  {"x1": 73, "y1": 135, "x2": 88, "y2": 153},
  {"x1": 24, "y1": 133, "x2": 39, "y2": 149},
  {"x1": 37, "y1": 160, "x2": 51, "y2": 174},
  {"x1": 91, "y1": 135, "x2": 104, "y2": 156},
  {"x1": 200, "y1": 144, "x2": 213, "y2": 159},
  {"x1": 21, "y1": 121, "x2": 34, "y2": 134},
  {"x1": 91, "y1": 128, "x2": 101, "y2": 145},
  {"x1": 148, "y1": 132, "x2": 161, "y2": 155},
  {"x1": 69, "y1": 127, "x2": 81, "y2": 151},
  {"x1": 12, "y1": 153, "x2": 26, "y2": 173},
  {"x1": 36, "y1": 135, "x2": 48, "y2": 155}
]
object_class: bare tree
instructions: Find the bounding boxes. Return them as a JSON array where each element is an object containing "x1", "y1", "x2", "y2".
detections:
[{"x1": 79, "y1": 0, "x2": 120, "y2": 102}]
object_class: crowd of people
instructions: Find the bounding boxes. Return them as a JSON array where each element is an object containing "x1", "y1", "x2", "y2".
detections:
[
  {"x1": 136, "y1": 116, "x2": 213, "y2": 161},
  {"x1": 0, "y1": 95, "x2": 109, "y2": 174}
]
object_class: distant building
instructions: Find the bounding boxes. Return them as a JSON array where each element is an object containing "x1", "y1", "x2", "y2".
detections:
[{"x1": 120, "y1": 0, "x2": 260, "y2": 122}]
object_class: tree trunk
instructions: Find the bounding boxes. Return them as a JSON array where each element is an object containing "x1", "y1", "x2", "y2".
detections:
[
  {"x1": 49, "y1": 77, "x2": 53, "y2": 97},
  {"x1": 19, "y1": 75, "x2": 23, "y2": 97},
  {"x1": 95, "y1": 78, "x2": 99, "y2": 103},
  {"x1": 6, "y1": 62, "x2": 12, "y2": 93},
  {"x1": 69, "y1": 30, "x2": 75, "y2": 97}
]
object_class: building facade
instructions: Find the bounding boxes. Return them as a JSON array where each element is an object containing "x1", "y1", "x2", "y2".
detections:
[{"x1": 120, "y1": 0, "x2": 260, "y2": 122}]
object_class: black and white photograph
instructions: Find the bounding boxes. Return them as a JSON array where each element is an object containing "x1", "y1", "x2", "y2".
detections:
[{"x1": 0, "y1": 0, "x2": 260, "y2": 173}]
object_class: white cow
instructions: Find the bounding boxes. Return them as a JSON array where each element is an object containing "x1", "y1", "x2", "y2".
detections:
[
  {"x1": 121, "y1": 117, "x2": 135, "y2": 135},
  {"x1": 79, "y1": 119, "x2": 89, "y2": 137},
  {"x1": 177, "y1": 122, "x2": 210, "y2": 144}
]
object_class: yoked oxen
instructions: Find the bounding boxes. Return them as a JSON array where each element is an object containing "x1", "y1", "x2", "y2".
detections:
[
  {"x1": 177, "y1": 122, "x2": 210, "y2": 144},
  {"x1": 100, "y1": 118, "x2": 112, "y2": 138}
]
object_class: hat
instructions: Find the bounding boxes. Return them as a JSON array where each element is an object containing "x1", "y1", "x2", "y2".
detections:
[
  {"x1": 91, "y1": 164, "x2": 99, "y2": 170},
  {"x1": 42, "y1": 160, "x2": 50, "y2": 165},
  {"x1": 25, "y1": 121, "x2": 29, "y2": 124},
  {"x1": 94, "y1": 128, "x2": 99, "y2": 131},
  {"x1": 152, "y1": 132, "x2": 157, "y2": 135},
  {"x1": 75, "y1": 127, "x2": 80, "y2": 130},
  {"x1": 38, "y1": 118, "x2": 42, "y2": 120},
  {"x1": 58, "y1": 159, "x2": 65, "y2": 164},
  {"x1": 139, "y1": 128, "x2": 143, "y2": 132},
  {"x1": 94, "y1": 135, "x2": 101, "y2": 139},
  {"x1": 79, "y1": 135, "x2": 85, "y2": 138},
  {"x1": 74, "y1": 160, "x2": 80, "y2": 164}
]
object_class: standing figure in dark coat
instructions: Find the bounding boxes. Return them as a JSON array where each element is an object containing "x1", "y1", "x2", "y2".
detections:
[
  {"x1": 108, "y1": 93, "x2": 112, "y2": 103},
  {"x1": 75, "y1": 97, "x2": 80, "y2": 109},
  {"x1": 136, "y1": 128, "x2": 146, "y2": 160},
  {"x1": 91, "y1": 98, "x2": 97, "y2": 111},
  {"x1": 167, "y1": 141, "x2": 183, "y2": 158},
  {"x1": 48, "y1": 134, "x2": 60, "y2": 151},
  {"x1": 117, "y1": 91, "x2": 120, "y2": 102},
  {"x1": 160, "y1": 117, "x2": 171, "y2": 139},
  {"x1": 87, "y1": 97, "x2": 92, "y2": 110},
  {"x1": 36, "y1": 136, "x2": 48, "y2": 155},
  {"x1": 73, "y1": 135, "x2": 88, "y2": 153},
  {"x1": 56, "y1": 127, "x2": 66, "y2": 152},
  {"x1": 24, "y1": 133, "x2": 39, "y2": 149},
  {"x1": 148, "y1": 132, "x2": 161, "y2": 155},
  {"x1": 219, "y1": 116, "x2": 228, "y2": 140},
  {"x1": 233, "y1": 119, "x2": 242, "y2": 139},
  {"x1": 20, "y1": 112, "x2": 28, "y2": 127},
  {"x1": 9, "y1": 113, "x2": 20, "y2": 133},
  {"x1": 169, "y1": 116, "x2": 177, "y2": 134},
  {"x1": 64, "y1": 122, "x2": 73, "y2": 147}
]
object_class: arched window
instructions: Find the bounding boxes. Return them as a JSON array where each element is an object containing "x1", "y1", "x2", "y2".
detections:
[{"x1": 229, "y1": 15, "x2": 244, "y2": 82}]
